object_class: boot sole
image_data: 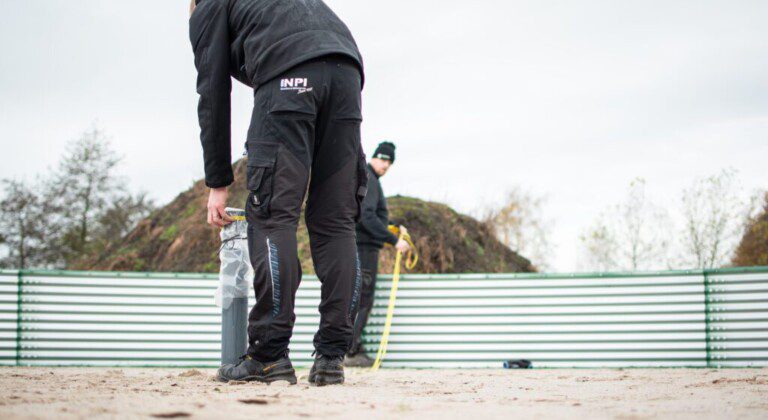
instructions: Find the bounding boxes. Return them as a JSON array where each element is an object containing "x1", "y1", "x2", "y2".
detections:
[
  {"x1": 309, "y1": 369, "x2": 344, "y2": 386},
  {"x1": 217, "y1": 368, "x2": 297, "y2": 385}
]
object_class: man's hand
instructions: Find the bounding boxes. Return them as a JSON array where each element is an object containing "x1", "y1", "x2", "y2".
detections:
[
  {"x1": 207, "y1": 187, "x2": 234, "y2": 227},
  {"x1": 395, "y1": 238, "x2": 411, "y2": 254}
]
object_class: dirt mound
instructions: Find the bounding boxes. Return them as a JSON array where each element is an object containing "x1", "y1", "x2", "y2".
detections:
[
  {"x1": 77, "y1": 160, "x2": 533, "y2": 274},
  {"x1": 732, "y1": 193, "x2": 768, "y2": 267}
]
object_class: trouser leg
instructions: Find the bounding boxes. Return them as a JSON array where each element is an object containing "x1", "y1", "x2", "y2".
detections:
[
  {"x1": 245, "y1": 143, "x2": 310, "y2": 362},
  {"x1": 244, "y1": 61, "x2": 321, "y2": 362},
  {"x1": 306, "y1": 57, "x2": 365, "y2": 357},
  {"x1": 306, "y1": 155, "x2": 363, "y2": 357},
  {"x1": 246, "y1": 216, "x2": 305, "y2": 362},
  {"x1": 349, "y1": 246, "x2": 379, "y2": 355}
]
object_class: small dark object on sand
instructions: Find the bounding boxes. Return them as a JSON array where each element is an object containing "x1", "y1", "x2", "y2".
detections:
[{"x1": 503, "y1": 359, "x2": 532, "y2": 369}]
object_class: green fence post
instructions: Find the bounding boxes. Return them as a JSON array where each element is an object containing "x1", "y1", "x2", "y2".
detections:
[
  {"x1": 15, "y1": 270, "x2": 22, "y2": 367},
  {"x1": 703, "y1": 270, "x2": 712, "y2": 368}
]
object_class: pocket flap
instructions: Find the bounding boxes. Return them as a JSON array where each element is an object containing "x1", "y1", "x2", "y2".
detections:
[
  {"x1": 247, "y1": 143, "x2": 278, "y2": 168},
  {"x1": 268, "y1": 85, "x2": 316, "y2": 118},
  {"x1": 247, "y1": 167, "x2": 267, "y2": 191},
  {"x1": 247, "y1": 143, "x2": 278, "y2": 191}
]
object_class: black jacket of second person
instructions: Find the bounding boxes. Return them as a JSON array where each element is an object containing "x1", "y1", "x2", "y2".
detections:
[
  {"x1": 356, "y1": 165, "x2": 399, "y2": 249},
  {"x1": 189, "y1": 0, "x2": 364, "y2": 189}
]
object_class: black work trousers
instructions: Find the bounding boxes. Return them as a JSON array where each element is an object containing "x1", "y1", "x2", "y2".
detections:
[
  {"x1": 245, "y1": 55, "x2": 367, "y2": 361},
  {"x1": 349, "y1": 245, "x2": 380, "y2": 355}
]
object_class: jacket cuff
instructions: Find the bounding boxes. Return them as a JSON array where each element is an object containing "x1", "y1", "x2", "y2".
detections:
[
  {"x1": 205, "y1": 172, "x2": 234, "y2": 189},
  {"x1": 385, "y1": 233, "x2": 399, "y2": 245}
]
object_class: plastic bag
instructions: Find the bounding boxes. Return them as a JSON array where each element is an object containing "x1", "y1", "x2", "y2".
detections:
[{"x1": 214, "y1": 208, "x2": 253, "y2": 309}]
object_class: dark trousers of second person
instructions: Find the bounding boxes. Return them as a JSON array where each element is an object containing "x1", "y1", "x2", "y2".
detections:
[
  {"x1": 349, "y1": 245, "x2": 380, "y2": 355},
  {"x1": 245, "y1": 55, "x2": 366, "y2": 362}
]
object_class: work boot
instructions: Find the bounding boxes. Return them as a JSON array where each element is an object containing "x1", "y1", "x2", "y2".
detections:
[
  {"x1": 308, "y1": 354, "x2": 345, "y2": 386},
  {"x1": 217, "y1": 354, "x2": 297, "y2": 384},
  {"x1": 344, "y1": 352, "x2": 375, "y2": 368}
]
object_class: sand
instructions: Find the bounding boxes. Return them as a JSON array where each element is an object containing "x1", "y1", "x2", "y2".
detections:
[{"x1": 1, "y1": 367, "x2": 766, "y2": 419}]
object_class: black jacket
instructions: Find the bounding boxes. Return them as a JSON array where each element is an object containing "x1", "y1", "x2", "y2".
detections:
[
  {"x1": 356, "y1": 165, "x2": 398, "y2": 249},
  {"x1": 189, "y1": 0, "x2": 364, "y2": 188}
]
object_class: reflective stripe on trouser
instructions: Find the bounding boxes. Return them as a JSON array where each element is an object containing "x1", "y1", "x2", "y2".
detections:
[{"x1": 245, "y1": 55, "x2": 365, "y2": 361}]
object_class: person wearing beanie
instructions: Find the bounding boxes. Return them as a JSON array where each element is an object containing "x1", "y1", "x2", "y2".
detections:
[
  {"x1": 372, "y1": 141, "x2": 396, "y2": 163},
  {"x1": 346, "y1": 141, "x2": 411, "y2": 367}
]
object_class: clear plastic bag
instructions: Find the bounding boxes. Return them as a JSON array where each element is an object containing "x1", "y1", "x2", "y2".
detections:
[{"x1": 214, "y1": 208, "x2": 253, "y2": 309}]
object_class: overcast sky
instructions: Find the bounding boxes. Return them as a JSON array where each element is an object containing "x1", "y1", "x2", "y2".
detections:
[{"x1": 1, "y1": 1, "x2": 766, "y2": 271}]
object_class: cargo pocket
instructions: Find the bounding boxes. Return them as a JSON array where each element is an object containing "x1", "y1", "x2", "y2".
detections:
[
  {"x1": 266, "y1": 85, "x2": 316, "y2": 168},
  {"x1": 354, "y1": 147, "x2": 368, "y2": 223},
  {"x1": 247, "y1": 143, "x2": 278, "y2": 218}
]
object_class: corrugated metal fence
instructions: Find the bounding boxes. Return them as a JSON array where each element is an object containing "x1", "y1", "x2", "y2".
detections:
[{"x1": 1, "y1": 267, "x2": 766, "y2": 368}]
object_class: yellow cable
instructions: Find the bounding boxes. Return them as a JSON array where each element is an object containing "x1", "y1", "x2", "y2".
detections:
[
  {"x1": 371, "y1": 228, "x2": 418, "y2": 371},
  {"x1": 402, "y1": 234, "x2": 418, "y2": 270},
  {"x1": 387, "y1": 225, "x2": 418, "y2": 270}
]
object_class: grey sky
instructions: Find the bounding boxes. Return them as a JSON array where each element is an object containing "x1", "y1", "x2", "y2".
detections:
[{"x1": 1, "y1": 1, "x2": 766, "y2": 271}]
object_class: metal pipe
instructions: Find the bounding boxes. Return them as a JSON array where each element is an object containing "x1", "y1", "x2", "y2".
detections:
[{"x1": 221, "y1": 296, "x2": 248, "y2": 365}]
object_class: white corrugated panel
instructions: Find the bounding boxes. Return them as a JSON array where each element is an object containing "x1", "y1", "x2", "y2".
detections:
[
  {"x1": 14, "y1": 271, "x2": 220, "y2": 367},
  {"x1": 706, "y1": 271, "x2": 768, "y2": 367},
  {"x1": 0, "y1": 271, "x2": 19, "y2": 366},
  {"x1": 1, "y1": 268, "x2": 767, "y2": 368},
  {"x1": 362, "y1": 273, "x2": 708, "y2": 368}
]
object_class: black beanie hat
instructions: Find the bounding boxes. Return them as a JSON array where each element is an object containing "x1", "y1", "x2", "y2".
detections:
[{"x1": 373, "y1": 141, "x2": 396, "y2": 163}]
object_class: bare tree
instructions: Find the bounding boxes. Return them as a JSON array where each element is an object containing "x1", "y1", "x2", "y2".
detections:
[
  {"x1": 0, "y1": 179, "x2": 58, "y2": 269},
  {"x1": 620, "y1": 179, "x2": 672, "y2": 270},
  {"x1": 679, "y1": 169, "x2": 753, "y2": 269},
  {"x1": 45, "y1": 127, "x2": 122, "y2": 264},
  {"x1": 580, "y1": 215, "x2": 619, "y2": 272},
  {"x1": 0, "y1": 127, "x2": 156, "y2": 269},
  {"x1": 580, "y1": 178, "x2": 672, "y2": 271},
  {"x1": 484, "y1": 187, "x2": 553, "y2": 270}
]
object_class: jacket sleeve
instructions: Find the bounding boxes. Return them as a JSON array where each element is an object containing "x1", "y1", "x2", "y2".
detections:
[
  {"x1": 189, "y1": 0, "x2": 233, "y2": 189},
  {"x1": 359, "y1": 177, "x2": 399, "y2": 245}
]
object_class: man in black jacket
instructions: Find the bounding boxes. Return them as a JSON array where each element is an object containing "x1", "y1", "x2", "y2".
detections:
[
  {"x1": 346, "y1": 141, "x2": 410, "y2": 367},
  {"x1": 189, "y1": 0, "x2": 367, "y2": 386}
]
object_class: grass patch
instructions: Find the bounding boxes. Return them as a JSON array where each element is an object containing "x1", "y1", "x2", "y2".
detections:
[{"x1": 160, "y1": 224, "x2": 178, "y2": 241}]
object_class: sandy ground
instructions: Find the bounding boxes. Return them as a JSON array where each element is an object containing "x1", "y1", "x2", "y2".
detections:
[{"x1": 0, "y1": 367, "x2": 767, "y2": 419}]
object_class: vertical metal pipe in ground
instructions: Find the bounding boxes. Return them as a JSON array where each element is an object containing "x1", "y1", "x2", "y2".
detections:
[{"x1": 221, "y1": 296, "x2": 248, "y2": 365}]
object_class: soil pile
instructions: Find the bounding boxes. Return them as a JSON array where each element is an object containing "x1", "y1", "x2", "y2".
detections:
[
  {"x1": 732, "y1": 193, "x2": 768, "y2": 267},
  {"x1": 78, "y1": 160, "x2": 533, "y2": 274}
]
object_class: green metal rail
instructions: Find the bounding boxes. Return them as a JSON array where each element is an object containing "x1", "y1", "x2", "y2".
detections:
[{"x1": 1, "y1": 267, "x2": 766, "y2": 368}]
